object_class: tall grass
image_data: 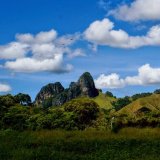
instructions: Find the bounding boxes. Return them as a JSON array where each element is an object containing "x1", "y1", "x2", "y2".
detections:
[{"x1": 0, "y1": 128, "x2": 160, "y2": 160}]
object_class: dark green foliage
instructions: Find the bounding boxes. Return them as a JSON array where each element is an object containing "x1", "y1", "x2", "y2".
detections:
[
  {"x1": 0, "y1": 94, "x2": 16, "y2": 107},
  {"x1": 105, "y1": 91, "x2": 116, "y2": 98},
  {"x1": 2, "y1": 105, "x2": 29, "y2": 130},
  {"x1": 63, "y1": 98, "x2": 100, "y2": 129},
  {"x1": 154, "y1": 89, "x2": 160, "y2": 94},
  {"x1": 131, "y1": 92, "x2": 152, "y2": 101},
  {"x1": 14, "y1": 93, "x2": 32, "y2": 106},
  {"x1": 29, "y1": 98, "x2": 100, "y2": 130},
  {"x1": 112, "y1": 96, "x2": 131, "y2": 111},
  {"x1": 0, "y1": 129, "x2": 160, "y2": 160}
]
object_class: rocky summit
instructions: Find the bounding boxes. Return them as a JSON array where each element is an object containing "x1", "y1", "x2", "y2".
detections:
[
  {"x1": 35, "y1": 82, "x2": 64, "y2": 105},
  {"x1": 35, "y1": 72, "x2": 99, "y2": 107}
]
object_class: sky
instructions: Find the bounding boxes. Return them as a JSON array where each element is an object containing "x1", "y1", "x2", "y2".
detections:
[{"x1": 1, "y1": 0, "x2": 160, "y2": 100}]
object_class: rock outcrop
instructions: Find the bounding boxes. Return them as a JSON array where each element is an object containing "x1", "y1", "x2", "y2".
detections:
[
  {"x1": 35, "y1": 72, "x2": 99, "y2": 107},
  {"x1": 35, "y1": 82, "x2": 64, "y2": 105},
  {"x1": 78, "y1": 72, "x2": 99, "y2": 97}
]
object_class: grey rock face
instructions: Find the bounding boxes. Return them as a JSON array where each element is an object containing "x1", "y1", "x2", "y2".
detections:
[
  {"x1": 78, "y1": 72, "x2": 99, "y2": 97},
  {"x1": 35, "y1": 72, "x2": 99, "y2": 107},
  {"x1": 35, "y1": 82, "x2": 64, "y2": 105}
]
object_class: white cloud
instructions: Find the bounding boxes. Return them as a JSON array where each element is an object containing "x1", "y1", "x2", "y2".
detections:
[
  {"x1": 68, "y1": 48, "x2": 86, "y2": 58},
  {"x1": 84, "y1": 18, "x2": 160, "y2": 48},
  {"x1": 0, "y1": 42, "x2": 29, "y2": 59},
  {"x1": 95, "y1": 73, "x2": 125, "y2": 89},
  {"x1": 16, "y1": 33, "x2": 34, "y2": 44},
  {"x1": 55, "y1": 33, "x2": 80, "y2": 47},
  {"x1": 95, "y1": 64, "x2": 160, "y2": 89},
  {"x1": 34, "y1": 29, "x2": 57, "y2": 43},
  {"x1": 0, "y1": 29, "x2": 81, "y2": 73},
  {"x1": 108, "y1": 0, "x2": 160, "y2": 21},
  {"x1": 16, "y1": 29, "x2": 57, "y2": 44},
  {"x1": 0, "y1": 83, "x2": 11, "y2": 92},
  {"x1": 5, "y1": 55, "x2": 73, "y2": 73}
]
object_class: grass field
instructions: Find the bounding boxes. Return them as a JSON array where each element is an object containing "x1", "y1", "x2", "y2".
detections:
[
  {"x1": 0, "y1": 128, "x2": 160, "y2": 160},
  {"x1": 92, "y1": 92, "x2": 116, "y2": 110}
]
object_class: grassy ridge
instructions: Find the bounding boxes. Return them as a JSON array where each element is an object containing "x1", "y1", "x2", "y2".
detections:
[
  {"x1": 92, "y1": 92, "x2": 116, "y2": 110},
  {"x1": 0, "y1": 128, "x2": 160, "y2": 160},
  {"x1": 117, "y1": 94, "x2": 160, "y2": 116}
]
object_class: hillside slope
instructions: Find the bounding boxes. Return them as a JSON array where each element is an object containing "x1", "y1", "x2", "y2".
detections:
[
  {"x1": 116, "y1": 94, "x2": 160, "y2": 117},
  {"x1": 92, "y1": 92, "x2": 116, "y2": 110}
]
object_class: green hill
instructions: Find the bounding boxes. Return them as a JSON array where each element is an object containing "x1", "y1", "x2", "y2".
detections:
[
  {"x1": 116, "y1": 94, "x2": 160, "y2": 117},
  {"x1": 92, "y1": 92, "x2": 116, "y2": 110}
]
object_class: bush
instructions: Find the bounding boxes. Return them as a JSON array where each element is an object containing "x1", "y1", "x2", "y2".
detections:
[
  {"x1": 105, "y1": 91, "x2": 116, "y2": 98},
  {"x1": 112, "y1": 96, "x2": 131, "y2": 111},
  {"x1": 63, "y1": 98, "x2": 100, "y2": 129},
  {"x1": 2, "y1": 105, "x2": 29, "y2": 130}
]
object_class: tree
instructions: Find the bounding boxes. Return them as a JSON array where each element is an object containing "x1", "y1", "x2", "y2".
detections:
[
  {"x1": 131, "y1": 92, "x2": 152, "y2": 101},
  {"x1": 14, "y1": 93, "x2": 32, "y2": 106},
  {"x1": 154, "y1": 89, "x2": 160, "y2": 94},
  {"x1": 112, "y1": 96, "x2": 131, "y2": 111},
  {"x1": 105, "y1": 91, "x2": 116, "y2": 98},
  {"x1": 2, "y1": 105, "x2": 29, "y2": 130},
  {"x1": 63, "y1": 98, "x2": 100, "y2": 129},
  {"x1": 0, "y1": 94, "x2": 16, "y2": 107}
]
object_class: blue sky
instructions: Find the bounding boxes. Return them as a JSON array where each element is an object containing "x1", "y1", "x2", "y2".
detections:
[{"x1": 0, "y1": 0, "x2": 160, "y2": 100}]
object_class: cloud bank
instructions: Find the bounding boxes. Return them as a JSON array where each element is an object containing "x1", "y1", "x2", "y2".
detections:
[
  {"x1": 108, "y1": 0, "x2": 160, "y2": 21},
  {"x1": 95, "y1": 64, "x2": 160, "y2": 89},
  {"x1": 84, "y1": 18, "x2": 160, "y2": 49},
  {"x1": 0, "y1": 29, "x2": 82, "y2": 73}
]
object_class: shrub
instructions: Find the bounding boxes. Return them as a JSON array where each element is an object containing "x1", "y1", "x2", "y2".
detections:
[
  {"x1": 63, "y1": 98, "x2": 100, "y2": 129},
  {"x1": 2, "y1": 105, "x2": 29, "y2": 130},
  {"x1": 112, "y1": 96, "x2": 131, "y2": 111}
]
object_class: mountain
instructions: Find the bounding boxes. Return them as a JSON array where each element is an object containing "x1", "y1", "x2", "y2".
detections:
[
  {"x1": 35, "y1": 72, "x2": 99, "y2": 107},
  {"x1": 116, "y1": 94, "x2": 160, "y2": 117},
  {"x1": 35, "y1": 82, "x2": 64, "y2": 105}
]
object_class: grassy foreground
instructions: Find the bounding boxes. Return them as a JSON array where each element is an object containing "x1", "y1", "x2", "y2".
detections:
[{"x1": 0, "y1": 128, "x2": 160, "y2": 160}]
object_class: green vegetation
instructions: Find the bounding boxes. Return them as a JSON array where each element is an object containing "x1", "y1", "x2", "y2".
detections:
[
  {"x1": 92, "y1": 92, "x2": 116, "y2": 110},
  {"x1": 117, "y1": 94, "x2": 160, "y2": 116},
  {"x1": 1, "y1": 72, "x2": 160, "y2": 159},
  {"x1": 112, "y1": 96, "x2": 131, "y2": 111},
  {"x1": 131, "y1": 92, "x2": 152, "y2": 101},
  {"x1": 1, "y1": 90, "x2": 160, "y2": 159},
  {"x1": 0, "y1": 94, "x2": 102, "y2": 131},
  {"x1": 0, "y1": 128, "x2": 160, "y2": 160}
]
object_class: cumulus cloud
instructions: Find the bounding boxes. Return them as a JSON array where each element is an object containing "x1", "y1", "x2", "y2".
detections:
[
  {"x1": 95, "y1": 73, "x2": 125, "y2": 89},
  {"x1": 68, "y1": 48, "x2": 86, "y2": 58},
  {"x1": 84, "y1": 18, "x2": 160, "y2": 49},
  {"x1": 16, "y1": 29, "x2": 57, "y2": 44},
  {"x1": 55, "y1": 33, "x2": 80, "y2": 47},
  {"x1": 0, "y1": 42, "x2": 29, "y2": 59},
  {"x1": 0, "y1": 29, "x2": 81, "y2": 73},
  {"x1": 95, "y1": 64, "x2": 160, "y2": 89},
  {"x1": 5, "y1": 55, "x2": 72, "y2": 73},
  {"x1": 108, "y1": 0, "x2": 160, "y2": 21},
  {"x1": 0, "y1": 83, "x2": 11, "y2": 92}
]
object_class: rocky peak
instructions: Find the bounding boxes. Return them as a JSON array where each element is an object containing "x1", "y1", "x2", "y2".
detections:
[
  {"x1": 78, "y1": 72, "x2": 99, "y2": 97},
  {"x1": 35, "y1": 82, "x2": 64, "y2": 104},
  {"x1": 35, "y1": 72, "x2": 99, "y2": 107}
]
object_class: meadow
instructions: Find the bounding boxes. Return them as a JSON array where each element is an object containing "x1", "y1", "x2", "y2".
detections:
[{"x1": 0, "y1": 128, "x2": 160, "y2": 160}]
